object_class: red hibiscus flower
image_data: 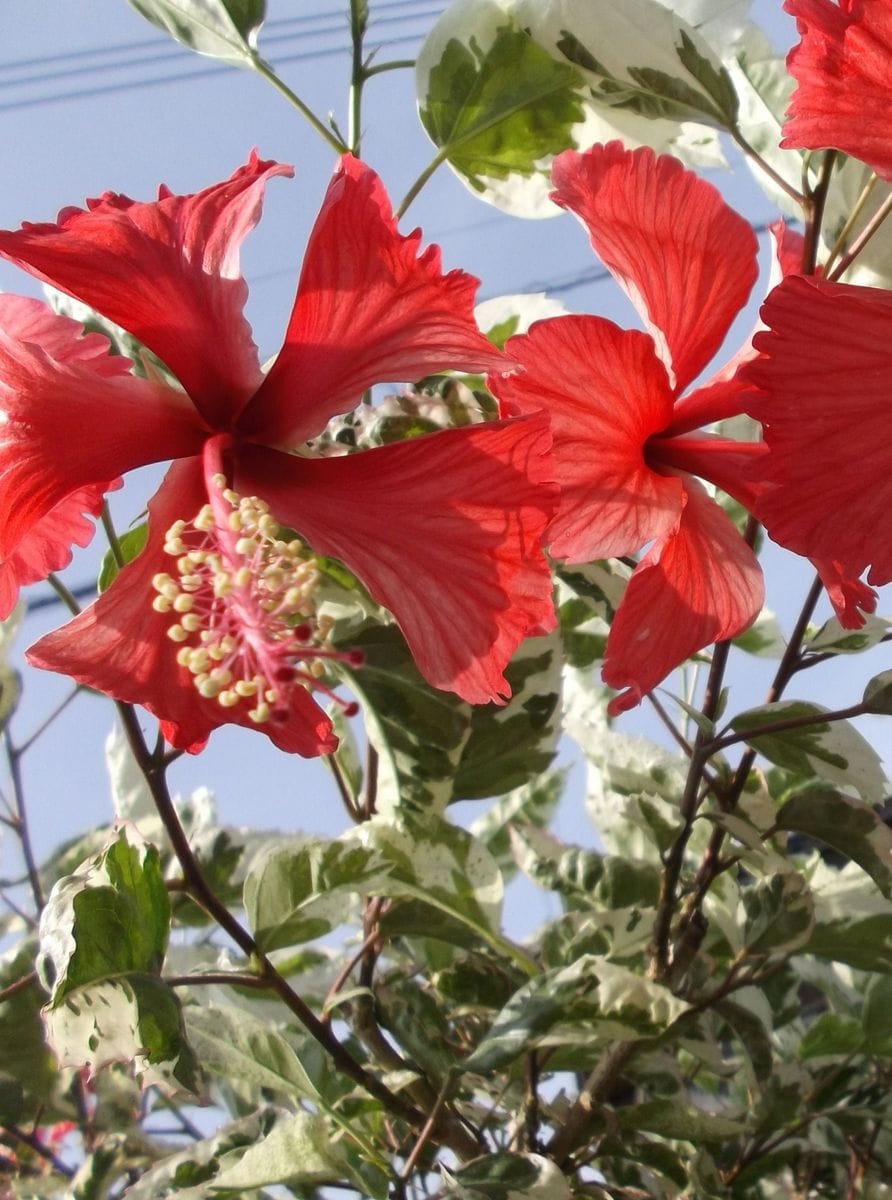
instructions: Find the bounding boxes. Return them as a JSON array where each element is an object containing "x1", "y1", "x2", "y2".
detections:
[
  {"x1": 744, "y1": 274, "x2": 892, "y2": 598},
  {"x1": 782, "y1": 0, "x2": 892, "y2": 181},
  {"x1": 0, "y1": 153, "x2": 556, "y2": 755},
  {"x1": 489, "y1": 143, "x2": 767, "y2": 716},
  {"x1": 0, "y1": 295, "x2": 120, "y2": 620}
]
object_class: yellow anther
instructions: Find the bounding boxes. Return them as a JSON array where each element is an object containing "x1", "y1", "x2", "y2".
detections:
[
  {"x1": 198, "y1": 677, "x2": 223, "y2": 699},
  {"x1": 152, "y1": 596, "x2": 172, "y2": 614},
  {"x1": 310, "y1": 661, "x2": 326, "y2": 678},
  {"x1": 228, "y1": 511, "x2": 243, "y2": 532},
  {"x1": 164, "y1": 538, "x2": 186, "y2": 556},
  {"x1": 235, "y1": 536, "x2": 258, "y2": 556},
  {"x1": 218, "y1": 690, "x2": 240, "y2": 708},
  {"x1": 234, "y1": 566, "x2": 252, "y2": 588},
  {"x1": 180, "y1": 613, "x2": 201, "y2": 633},
  {"x1": 249, "y1": 702, "x2": 271, "y2": 724},
  {"x1": 173, "y1": 594, "x2": 194, "y2": 613},
  {"x1": 167, "y1": 625, "x2": 190, "y2": 643},
  {"x1": 264, "y1": 688, "x2": 279, "y2": 704},
  {"x1": 235, "y1": 679, "x2": 259, "y2": 697}
]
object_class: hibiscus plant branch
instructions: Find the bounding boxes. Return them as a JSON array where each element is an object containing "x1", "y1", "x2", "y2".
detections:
[
  {"x1": 729, "y1": 126, "x2": 805, "y2": 210},
  {"x1": 46, "y1": 574, "x2": 82, "y2": 617},
  {"x1": 649, "y1": 637, "x2": 733, "y2": 984},
  {"x1": 823, "y1": 171, "x2": 878, "y2": 276},
  {"x1": 252, "y1": 59, "x2": 350, "y2": 155},
  {"x1": 801, "y1": 150, "x2": 838, "y2": 274},
  {"x1": 113, "y1": 701, "x2": 482, "y2": 1160},
  {"x1": 673, "y1": 574, "x2": 826, "y2": 948},
  {"x1": 703, "y1": 699, "x2": 869, "y2": 757},
  {"x1": 348, "y1": 0, "x2": 368, "y2": 154},
  {"x1": 827, "y1": 190, "x2": 892, "y2": 282},
  {"x1": 3, "y1": 728, "x2": 45, "y2": 912},
  {"x1": 100, "y1": 502, "x2": 124, "y2": 569},
  {"x1": 396, "y1": 148, "x2": 450, "y2": 219}
]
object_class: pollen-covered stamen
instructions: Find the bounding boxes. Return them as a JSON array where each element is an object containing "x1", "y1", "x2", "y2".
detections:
[{"x1": 151, "y1": 478, "x2": 361, "y2": 724}]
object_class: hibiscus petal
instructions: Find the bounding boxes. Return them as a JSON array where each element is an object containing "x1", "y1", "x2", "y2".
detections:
[
  {"x1": 491, "y1": 314, "x2": 683, "y2": 562},
  {"x1": 603, "y1": 478, "x2": 763, "y2": 715},
  {"x1": 668, "y1": 220, "x2": 805, "y2": 435},
  {"x1": 234, "y1": 414, "x2": 557, "y2": 705},
  {"x1": 0, "y1": 315, "x2": 208, "y2": 558},
  {"x1": 745, "y1": 275, "x2": 892, "y2": 584},
  {"x1": 27, "y1": 459, "x2": 336, "y2": 757},
  {"x1": 812, "y1": 557, "x2": 877, "y2": 630},
  {"x1": 0, "y1": 153, "x2": 291, "y2": 426},
  {"x1": 784, "y1": 0, "x2": 892, "y2": 182},
  {"x1": 550, "y1": 142, "x2": 758, "y2": 393},
  {"x1": 0, "y1": 293, "x2": 132, "y2": 376},
  {"x1": 240, "y1": 155, "x2": 507, "y2": 447},
  {"x1": 0, "y1": 484, "x2": 113, "y2": 620}
]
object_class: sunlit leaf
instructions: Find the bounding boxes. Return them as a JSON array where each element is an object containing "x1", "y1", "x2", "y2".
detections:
[
  {"x1": 125, "y1": 0, "x2": 265, "y2": 68},
  {"x1": 777, "y1": 789, "x2": 892, "y2": 897},
  {"x1": 730, "y1": 700, "x2": 886, "y2": 804}
]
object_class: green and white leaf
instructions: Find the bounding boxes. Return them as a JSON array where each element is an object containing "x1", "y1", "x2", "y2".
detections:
[
  {"x1": 733, "y1": 608, "x2": 786, "y2": 658},
  {"x1": 777, "y1": 789, "x2": 892, "y2": 898},
  {"x1": 44, "y1": 974, "x2": 199, "y2": 1092},
  {"x1": 741, "y1": 870, "x2": 815, "y2": 955},
  {"x1": 475, "y1": 293, "x2": 571, "y2": 346},
  {"x1": 416, "y1": 0, "x2": 744, "y2": 216},
  {"x1": 471, "y1": 767, "x2": 567, "y2": 878},
  {"x1": 464, "y1": 956, "x2": 687, "y2": 1070},
  {"x1": 37, "y1": 825, "x2": 198, "y2": 1091},
  {"x1": 244, "y1": 835, "x2": 391, "y2": 952},
  {"x1": 806, "y1": 613, "x2": 890, "y2": 655},
  {"x1": 805, "y1": 861, "x2": 892, "y2": 972},
  {"x1": 452, "y1": 630, "x2": 562, "y2": 800},
  {"x1": 416, "y1": 0, "x2": 586, "y2": 217},
  {"x1": 355, "y1": 815, "x2": 508, "y2": 954},
  {"x1": 123, "y1": 1107, "x2": 338, "y2": 1199},
  {"x1": 725, "y1": 30, "x2": 806, "y2": 214},
  {"x1": 337, "y1": 623, "x2": 472, "y2": 818},
  {"x1": 730, "y1": 700, "x2": 886, "y2": 804},
  {"x1": 125, "y1": 0, "x2": 265, "y2": 68},
  {"x1": 444, "y1": 1152, "x2": 573, "y2": 1199},
  {"x1": 184, "y1": 1004, "x2": 319, "y2": 1100},
  {"x1": 509, "y1": 0, "x2": 739, "y2": 126}
]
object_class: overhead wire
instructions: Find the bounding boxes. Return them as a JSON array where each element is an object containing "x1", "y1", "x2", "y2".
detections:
[{"x1": 0, "y1": 0, "x2": 441, "y2": 112}]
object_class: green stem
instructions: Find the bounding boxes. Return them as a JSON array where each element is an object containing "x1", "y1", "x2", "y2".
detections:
[
  {"x1": 101, "y1": 502, "x2": 124, "y2": 569},
  {"x1": 46, "y1": 574, "x2": 82, "y2": 616},
  {"x1": 827, "y1": 190, "x2": 892, "y2": 281},
  {"x1": 363, "y1": 58, "x2": 415, "y2": 78},
  {"x1": 253, "y1": 58, "x2": 349, "y2": 154},
  {"x1": 396, "y1": 149, "x2": 449, "y2": 219},
  {"x1": 730, "y1": 126, "x2": 806, "y2": 211},
  {"x1": 348, "y1": 0, "x2": 368, "y2": 154}
]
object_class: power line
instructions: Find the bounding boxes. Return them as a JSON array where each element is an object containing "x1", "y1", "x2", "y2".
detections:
[
  {"x1": 0, "y1": 0, "x2": 438, "y2": 74},
  {"x1": 0, "y1": 9, "x2": 439, "y2": 114}
]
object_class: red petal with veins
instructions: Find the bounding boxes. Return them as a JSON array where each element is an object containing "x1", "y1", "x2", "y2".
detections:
[
  {"x1": 603, "y1": 479, "x2": 763, "y2": 715},
  {"x1": 550, "y1": 142, "x2": 758, "y2": 394},
  {"x1": 491, "y1": 314, "x2": 683, "y2": 562},
  {"x1": 812, "y1": 557, "x2": 877, "y2": 629},
  {"x1": 783, "y1": 0, "x2": 892, "y2": 182},
  {"x1": 27, "y1": 460, "x2": 336, "y2": 757},
  {"x1": 240, "y1": 156, "x2": 506, "y2": 447},
  {"x1": 746, "y1": 275, "x2": 892, "y2": 584},
  {"x1": 0, "y1": 320, "x2": 207, "y2": 559},
  {"x1": 0, "y1": 484, "x2": 112, "y2": 620},
  {"x1": 0, "y1": 293, "x2": 132, "y2": 376},
  {"x1": 0, "y1": 153, "x2": 291, "y2": 426},
  {"x1": 234, "y1": 414, "x2": 557, "y2": 705}
]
